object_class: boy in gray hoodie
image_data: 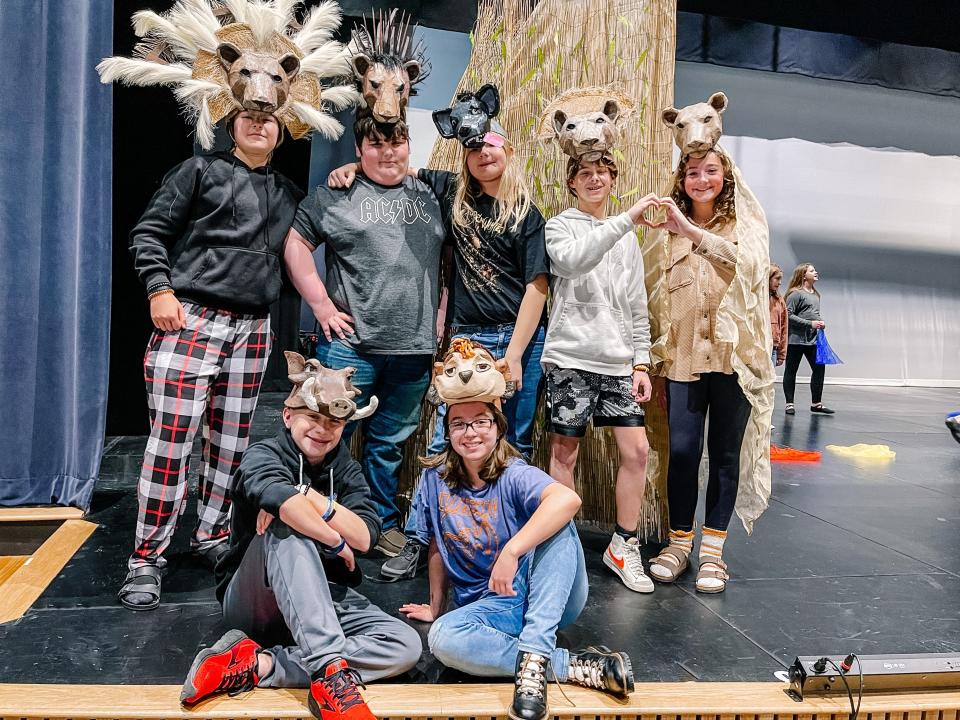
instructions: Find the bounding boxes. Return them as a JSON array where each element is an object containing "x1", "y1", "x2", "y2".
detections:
[{"x1": 542, "y1": 154, "x2": 660, "y2": 594}]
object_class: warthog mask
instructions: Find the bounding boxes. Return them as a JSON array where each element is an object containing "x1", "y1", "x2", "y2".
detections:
[{"x1": 284, "y1": 352, "x2": 378, "y2": 421}]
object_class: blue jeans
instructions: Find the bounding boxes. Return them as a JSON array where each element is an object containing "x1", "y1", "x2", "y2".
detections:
[
  {"x1": 427, "y1": 324, "x2": 546, "y2": 457},
  {"x1": 427, "y1": 521, "x2": 587, "y2": 681},
  {"x1": 315, "y1": 339, "x2": 432, "y2": 530}
]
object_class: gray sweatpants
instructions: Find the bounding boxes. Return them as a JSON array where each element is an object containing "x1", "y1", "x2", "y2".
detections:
[{"x1": 222, "y1": 521, "x2": 422, "y2": 687}]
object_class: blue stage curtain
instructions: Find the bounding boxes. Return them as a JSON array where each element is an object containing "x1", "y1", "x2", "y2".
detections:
[{"x1": 0, "y1": 1, "x2": 112, "y2": 509}]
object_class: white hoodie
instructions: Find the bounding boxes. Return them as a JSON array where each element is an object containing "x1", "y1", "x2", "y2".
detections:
[{"x1": 541, "y1": 209, "x2": 651, "y2": 376}]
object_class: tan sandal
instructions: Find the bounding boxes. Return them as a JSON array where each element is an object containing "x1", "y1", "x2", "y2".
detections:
[
  {"x1": 695, "y1": 559, "x2": 729, "y2": 593},
  {"x1": 649, "y1": 545, "x2": 690, "y2": 583}
]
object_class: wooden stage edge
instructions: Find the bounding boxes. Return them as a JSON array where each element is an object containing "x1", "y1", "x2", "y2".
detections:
[
  {"x1": 0, "y1": 683, "x2": 958, "y2": 720},
  {"x1": 0, "y1": 507, "x2": 85, "y2": 523},
  {"x1": 0, "y1": 519, "x2": 97, "y2": 624}
]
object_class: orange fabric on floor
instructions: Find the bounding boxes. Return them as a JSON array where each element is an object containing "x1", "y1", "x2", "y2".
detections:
[{"x1": 770, "y1": 444, "x2": 822, "y2": 462}]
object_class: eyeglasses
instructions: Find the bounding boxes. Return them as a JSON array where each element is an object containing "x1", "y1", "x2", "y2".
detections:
[{"x1": 448, "y1": 418, "x2": 495, "y2": 435}]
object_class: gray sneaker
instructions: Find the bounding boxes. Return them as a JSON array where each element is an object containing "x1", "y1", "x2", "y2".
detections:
[{"x1": 381, "y1": 540, "x2": 425, "y2": 579}]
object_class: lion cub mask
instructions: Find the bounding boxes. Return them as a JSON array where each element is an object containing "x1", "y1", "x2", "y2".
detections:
[{"x1": 427, "y1": 339, "x2": 516, "y2": 407}]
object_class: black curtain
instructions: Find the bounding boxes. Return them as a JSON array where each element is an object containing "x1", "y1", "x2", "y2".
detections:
[{"x1": 106, "y1": 1, "x2": 312, "y2": 435}]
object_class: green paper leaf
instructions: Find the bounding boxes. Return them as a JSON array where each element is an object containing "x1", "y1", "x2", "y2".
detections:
[{"x1": 520, "y1": 66, "x2": 537, "y2": 87}]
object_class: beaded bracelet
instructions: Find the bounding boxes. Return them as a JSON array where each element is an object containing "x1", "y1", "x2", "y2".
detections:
[{"x1": 148, "y1": 288, "x2": 175, "y2": 301}]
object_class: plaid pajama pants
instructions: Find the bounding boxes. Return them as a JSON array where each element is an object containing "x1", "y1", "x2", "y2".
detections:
[{"x1": 129, "y1": 302, "x2": 271, "y2": 570}]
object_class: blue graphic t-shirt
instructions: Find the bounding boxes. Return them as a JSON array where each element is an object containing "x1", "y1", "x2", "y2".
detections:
[
  {"x1": 292, "y1": 175, "x2": 445, "y2": 354},
  {"x1": 411, "y1": 458, "x2": 555, "y2": 606}
]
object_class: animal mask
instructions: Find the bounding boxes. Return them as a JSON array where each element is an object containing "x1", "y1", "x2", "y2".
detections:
[
  {"x1": 283, "y1": 352, "x2": 378, "y2": 421},
  {"x1": 97, "y1": 0, "x2": 360, "y2": 149},
  {"x1": 433, "y1": 84, "x2": 501, "y2": 148},
  {"x1": 539, "y1": 87, "x2": 635, "y2": 161},
  {"x1": 216, "y1": 43, "x2": 300, "y2": 114},
  {"x1": 552, "y1": 101, "x2": 620, "y2": 161},
  {"x1": 426, "y1": 339, "x2": 516, "y2": 407},
  {"x1": 351, "y1": 9, "x2": 430, "y2": 124},
  {"x1": 661, "y1": 92, "x2": 727, "y2": 158}
]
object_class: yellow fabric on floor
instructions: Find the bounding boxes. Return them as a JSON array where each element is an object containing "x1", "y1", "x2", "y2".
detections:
[{"x1": 825, "y1": 444, "x2": 896, "y2": 460}]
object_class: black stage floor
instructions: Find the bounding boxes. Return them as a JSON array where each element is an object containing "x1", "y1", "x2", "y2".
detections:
[{"x1": 2, "y1": 385, "x2": 959, "y2": 685}]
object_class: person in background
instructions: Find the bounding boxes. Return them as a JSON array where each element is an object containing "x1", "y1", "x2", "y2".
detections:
[
  {"x1": 769, "y1": 264, "x2": 787, "y2": 367},
  {"x1": 782, "y1": 263, "x2": 835, "y2": 415},
  {"x1": 119, "y1": 110, "x2": 303, "y2": 611},
  {"x1": 283, "y1": 117, "x2": 446, "y2": 558}
]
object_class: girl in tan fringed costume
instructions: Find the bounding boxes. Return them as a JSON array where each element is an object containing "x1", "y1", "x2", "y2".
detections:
[{"x1": 647, "y1": 93, "x2": 774, "y2": 594}]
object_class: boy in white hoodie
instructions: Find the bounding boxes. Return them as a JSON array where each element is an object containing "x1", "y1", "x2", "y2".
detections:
[{"x1": 542, "y1": 154, "x2": 660, "y2": 593}]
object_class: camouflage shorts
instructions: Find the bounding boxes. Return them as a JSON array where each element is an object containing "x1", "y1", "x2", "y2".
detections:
[{"x1": 545, "y1": 367, "x2": 644, "y2": 437}]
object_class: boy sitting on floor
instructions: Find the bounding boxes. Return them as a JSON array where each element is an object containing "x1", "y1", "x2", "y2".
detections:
[{"x1": 179, "y1": 352, "x2": 421, "y2": 720}]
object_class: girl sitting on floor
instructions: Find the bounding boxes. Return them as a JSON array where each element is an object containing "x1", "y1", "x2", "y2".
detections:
[{"x1": 399, "y1": 340, "x2": 634, "y2": 720}]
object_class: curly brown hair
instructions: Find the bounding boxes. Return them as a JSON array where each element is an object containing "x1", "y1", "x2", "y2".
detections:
[
  {"x1": 419, "y1": 403, "x2": 521, "y2": 491},
  {"x1": 669, "y1": 148, "x2": 736, "y2": 231}
]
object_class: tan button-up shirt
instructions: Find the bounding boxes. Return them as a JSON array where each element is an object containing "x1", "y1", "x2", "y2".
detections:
[{"x1": 665, "y1": 225, "x2": 738, "y2": 382}]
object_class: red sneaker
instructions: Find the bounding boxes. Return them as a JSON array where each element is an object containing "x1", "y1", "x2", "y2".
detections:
[
  {"x1": 180, "y1": 629, "x2": 260, "y2": 706},
  {"x1": 307, "y1": 658, "x2": 375, "y2": 720}
]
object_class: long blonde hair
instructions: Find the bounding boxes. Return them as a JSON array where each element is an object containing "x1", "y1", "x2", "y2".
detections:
[
  {"x1": 786, "y1": 262, "x2": 819, "y2": 298},
  {"x1": 419, "y1": 403, "x2": 521, "y2": 491},
  {"x1": 450, "y1": 141, "x2": 532, "y2": 236}
]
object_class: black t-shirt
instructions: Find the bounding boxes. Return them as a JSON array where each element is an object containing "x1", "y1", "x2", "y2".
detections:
[{"x1": 419, "y1": 169, "x2": 549, "y2": 327}]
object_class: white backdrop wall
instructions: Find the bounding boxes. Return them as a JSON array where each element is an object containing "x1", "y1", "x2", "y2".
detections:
[{"x1": 724, "y1": 136, "x2": 960, "y2": 387}]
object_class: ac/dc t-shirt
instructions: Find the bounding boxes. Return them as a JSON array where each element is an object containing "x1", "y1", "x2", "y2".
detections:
[
  {"x1": 410, "y1": 458, "x2": 554, "y2": 607},
  {"x1": 292, "y1": 175, "x2": 445, "y2": 354},
  {"x1": 418, "y1": 169, "x2": 549, "y2": 327}
]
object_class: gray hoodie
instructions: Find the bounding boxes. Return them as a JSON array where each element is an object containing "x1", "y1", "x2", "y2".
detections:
[{"x1": 541, "y1": 208, "x2": 651, "y2": 376}]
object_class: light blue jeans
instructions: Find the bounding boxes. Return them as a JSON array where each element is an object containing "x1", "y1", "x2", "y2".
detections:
[
  {"x1": 315, "y1": 339, "x2": 432, "y2": 530},
  {"x1": 426, "y1": 521, "x2": 588, "y2": 681}
]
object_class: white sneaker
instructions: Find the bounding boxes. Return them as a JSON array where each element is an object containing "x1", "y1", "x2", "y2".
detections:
[{"x1": 603, "y1": 534, "x2": 654, "y2": 593}]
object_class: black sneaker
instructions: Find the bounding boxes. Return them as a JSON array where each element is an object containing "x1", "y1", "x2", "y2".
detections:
[
  {"x1": 381, "y1": 540, "x2": 425, "y2": 580},
  {"x1": 509, "y1": 651, "x2": 548, "y2": 720},
  {"x1": 785, "y1": 404, "x2": 796, "y2": 415},
  {"x1": 568, "y1": 646, "x2": 635, "y2": 698},
  {"x1": 810, "y1": 404, "x2": 835, "y2": 414}
]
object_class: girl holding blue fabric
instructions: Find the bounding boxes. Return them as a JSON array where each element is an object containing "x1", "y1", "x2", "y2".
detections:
[{"x1": 783, "y1": 263, "x2": 835, "y2": 415}]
